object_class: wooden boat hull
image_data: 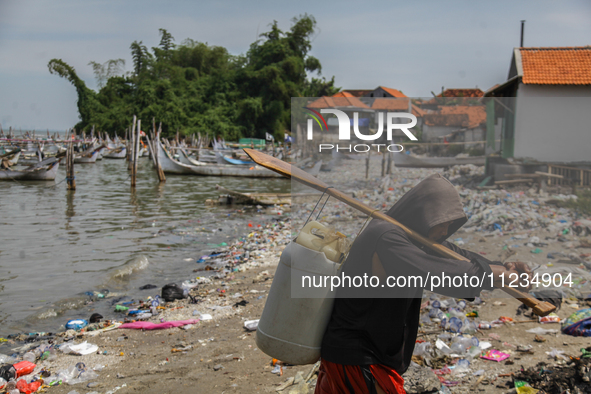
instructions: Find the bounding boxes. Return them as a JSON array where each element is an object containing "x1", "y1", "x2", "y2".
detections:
[
  {"x1": 103, "y1": 147, "x2": 127, "y2": 159},
  {"x1": 74, "y1": 151, "x2": 99, "y2": 163},
  {"x1": 216, "y1": 151, "x2": 253, "y2": 165},
  {"x1": 1, "y1": 151, "x2": 21, "y2": 167},
  {"x1": 178, "y1": 149, "x2": 208, "y2": 166},
  {"x1": 0, "y1": 161, "x2": 59, "y2": 181},
  {"x1": 158, "y1": 143, "x2": 283, "y2": 178}
]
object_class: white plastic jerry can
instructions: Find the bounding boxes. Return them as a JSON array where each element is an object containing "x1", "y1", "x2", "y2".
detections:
[{"x1": 255, "y1": 238, "x2": 340, "y2": 365}]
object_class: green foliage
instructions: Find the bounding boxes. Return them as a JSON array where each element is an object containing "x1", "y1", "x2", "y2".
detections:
[
  {"x1": 48, "y1": 15, "x2": 336, "y2": 139},
  {"x1": 467, "y1": 147, "x2": 485, "y2": 156}
]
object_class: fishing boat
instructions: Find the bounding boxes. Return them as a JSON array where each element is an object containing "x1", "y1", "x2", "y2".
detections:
[
  {"x1": 0, "y1": 157, "x2": 60, "y2": 181},
  {"x1": 178, "y1": 148, "x2": 208, "y2": 166},
  {"x1": 215, "y1": 151, "x2": 254, "y2": 165},
  {"x1": 103, "y1": 146, "x2": 127, "y2": 159},
  {"x1": 157, "y1": 142, "x2": 283, "y2": 178},
  {"x1": 0, "y1": 149, "x2": 21, "y2": 168},
  {"x1": 74, "y1": 150, "x2": 99, "y2": 163}
]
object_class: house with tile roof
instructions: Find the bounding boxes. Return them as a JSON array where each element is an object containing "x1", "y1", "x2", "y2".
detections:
[
  {"x1": 370, "y1": 98, "x2": 425, "y2": 137},
  {"x1": 332, "y1": 86, "x2": 407, "y2": 99},
  {"x1": 421, "y1": 104, "x2": 487, "y2": 143},
  {"x1": 304, "y1": 96, "x2": 373, "y2": 143},
  {"x1": 484, "y1": 46, "x2": 591, "y2": 163},
  {"x1": 437, "y1": 88, "x2": 484, "y2": 98}
]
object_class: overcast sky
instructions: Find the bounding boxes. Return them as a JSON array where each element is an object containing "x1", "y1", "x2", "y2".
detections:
[{"x1": 1, "y1": 0, "x2": 590, "y2": 131}]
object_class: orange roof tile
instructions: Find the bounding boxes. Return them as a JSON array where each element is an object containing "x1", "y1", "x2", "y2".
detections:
[
  {"x1": 411, "y1": 104, "x2": 425, "y2": 118},
  {"x1": 519, "y1": 47, "x2": 591, "y2": 85},
  {"x1": 437, "y1": 88, "x2": 484, "y2": 98},
  {"x1": 371, "y1": 98, "x2": 410, "y2": 111},
  {"x1": 307, "y1": 96, "x2": 370, "y2": 109},
  {"x1": 342, "y1": 89, "x2": 373, "y2": 97},
  {"x1": 379, "y1": 86, "x2": 407, "y2": 98},
  {"x1": 424, "y1": 105, "x2": 486, "y2": 128},
  {"x1": 332, "y1": 91, "x2": 355, "y2": 98}
]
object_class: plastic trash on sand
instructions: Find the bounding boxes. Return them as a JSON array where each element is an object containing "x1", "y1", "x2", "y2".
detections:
[
  {"x1": 562, "y1": 308, "x2": 591, "y2": 337},
  {"x1": 65, "y1": 319, "x2": 88, "y2": 331},
  {"x1": 15, "y1": 379, "x2": 42, "y2": 394},
  {"x1": 525, "y1": 327, "x2": 558, "y2": 335},
  {"x1": 118, "y1": 319, "x2": 199, "y2": 330},
  {"x1": 244, "y1": 319, "x2": 259, "y2": 331},
  {"x1": 480, "y1": 349, "x2": 510, "y2": 362},
  {"x1": 61, "y1": 342, "x2": 99, "y2": 355},
  {"x1": 435, "y1": 339, "x2": 452, "y2": 355}
]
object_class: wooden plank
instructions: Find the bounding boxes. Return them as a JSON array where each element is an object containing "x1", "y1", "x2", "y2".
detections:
[{"x1": 494, "y1": 179, "x2": 534, "y2": 185}]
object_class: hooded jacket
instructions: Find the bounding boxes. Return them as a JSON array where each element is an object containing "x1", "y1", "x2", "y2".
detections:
[{"x1": 321, "y1": 174, "x2": 494, "y2": 373}]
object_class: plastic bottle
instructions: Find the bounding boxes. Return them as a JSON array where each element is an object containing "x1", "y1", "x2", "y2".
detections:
[
  {"x1": 0, "y1": 354, "x2": 16, "y2": 364},
  {"x1": 453, "y1": 359, "x2": 470, "y2": 374},
  {"x1": 6, "y1": 380, "x2": 16, "y2": 391},
  {"x1": 460, "y1": 319, "x2": 477, "y2": 334},
  {"x1": 151, "y1": 295, "x2": 161, "y2": 308},
  {"x1": 467, "y1": 346, "x2": 481, "y2": 359},
  {"x1": 0, "y1": 378, "x2": 6, "y2": 389},
  {"x1": 457, "y1": 300, "x2": 467, "y2": 310},
  {"x1": 448, "y1": 308, "x2": 464, "y2": 319},
  {"x1": 114, "y1": 305, "x2": 129, "y2": 312},
  {"x1": 448, "y1": 317, "x2": 463, "y2": 333},
  {"x1": 128, "y1": 309, "x2": 150, "y2": 315},
  {"x1": 22, "y1": 352, "x2": 36, "y2": 363}
]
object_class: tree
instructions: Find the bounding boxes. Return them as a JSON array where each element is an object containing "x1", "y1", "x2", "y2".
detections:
[
  {"x1": 47, "y1": 59, "x2": 105, "y2": 130},
  {"x1": 88, "y1": 59, "x2": 126, "y2": 89},
  {"x1": 48, "y1": 17, "x2": 337, "y2": 139},
  {"x1": 130, "y1": 41, "x2": 152, "y2": 77}
]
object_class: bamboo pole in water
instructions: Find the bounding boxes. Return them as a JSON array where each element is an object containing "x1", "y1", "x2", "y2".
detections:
[
  {"x1": 155, "y1": 123, "x2": 166, "y2": 182},
  {"x1": 130, "y1": 116, "x2": 138, "y2": 187},
  {"x1": 66, "y1": 137, "x2": 76, "y2": 190}
]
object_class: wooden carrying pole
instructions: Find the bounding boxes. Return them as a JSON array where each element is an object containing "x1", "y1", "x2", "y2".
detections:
[{"x1": 243, "y1": 148, "x2": 556, "y2": 317}]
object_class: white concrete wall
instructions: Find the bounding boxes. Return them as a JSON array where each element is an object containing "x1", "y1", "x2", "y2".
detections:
[
  {"x1": 422, "y1": 124, "x2": 457, "y2": 140},
  {"x1": 514, "y1": 84, "x2": 591, "y2": 162}
]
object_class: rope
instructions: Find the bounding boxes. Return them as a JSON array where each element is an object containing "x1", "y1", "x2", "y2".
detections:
[
  {"x1": 303, "y1": 186, "x2": 333, "y2": 227},
  {"x1": 355, "y1": 208, "x2": 379, "y2": 239},
  {"x1": 315, "y1": 188, "x2": 334, "y2": 220}
]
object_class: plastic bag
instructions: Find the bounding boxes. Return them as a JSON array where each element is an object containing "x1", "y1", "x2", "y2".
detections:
[
  {"x1": 0, "y1": 365, "x2": 15, "y2": 381},
  {"x1": 16, "y1": 379, "x2": 42, "y2": 394},
  {"x1": 562, "y1": 308, "x2": 591, "y2": 337},
  {"x1": 61, "y1": 342, "x2": 98, "y2": 355},
  {"x1": 13, "y1": 361, "x2": 35, "y2": 378},
  {"x1": 161, "y1": 283, "x2": 186, "y2": 302}
]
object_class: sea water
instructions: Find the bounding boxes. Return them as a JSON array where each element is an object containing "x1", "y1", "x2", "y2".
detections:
[{"x1": 0, "y1": 156, "x2": 289, "y2": 336}]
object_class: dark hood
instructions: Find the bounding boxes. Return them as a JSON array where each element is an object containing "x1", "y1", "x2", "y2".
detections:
[{"x1": 385, "y1": 173, "x2": 467, "y2": 242}]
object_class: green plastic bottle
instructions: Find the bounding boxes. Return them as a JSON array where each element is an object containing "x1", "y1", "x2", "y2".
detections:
[{"x1": 115, "y1": 305, "x2": 129, "y2": 312}]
